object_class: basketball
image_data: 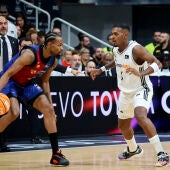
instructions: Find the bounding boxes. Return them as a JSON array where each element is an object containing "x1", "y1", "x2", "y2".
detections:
[{"x1": 0, "y1": 93, "x2": 10, "y2": 115}]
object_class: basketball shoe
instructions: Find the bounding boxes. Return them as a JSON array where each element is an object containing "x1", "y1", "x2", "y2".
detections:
[
  {"x1": 50, "y1": 149, "x2": 69, "y2": 166},
  {"x1": 118, "y1": 145, "x2": 144, "y2": 160},
  {"x1": 155, "y1": 152, "x2": 169, "y2": 167}
]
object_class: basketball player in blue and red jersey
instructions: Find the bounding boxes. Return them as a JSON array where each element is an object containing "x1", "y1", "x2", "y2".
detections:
[
  {"x1": 0, "y1": 32, "x2": 69, "y2": 166},
  {"x1": 90, "y1": 24, "x2": 169, "y2": 167}
]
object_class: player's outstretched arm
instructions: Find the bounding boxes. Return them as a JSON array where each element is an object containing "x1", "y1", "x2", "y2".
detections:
[{"x1": 90, "y1": 59, "x2": 115, "y2": 80}]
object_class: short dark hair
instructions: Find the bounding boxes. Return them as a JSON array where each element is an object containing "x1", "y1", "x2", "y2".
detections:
[
  {"x1": 85, "y1": 60, "x2": 96, "y2": 67},
  {"x1": 72, "y1": 50, "x2": 80, "y2": 55},
  {"x1": 112, "y1": 24, "x2": 130, "y2": 32},
  {"x1": 19, "y1": 37, "x2": 32, "y2": 46},
  {"x1": 38, "y1": 30, "x2": 45, "y2": 37},
  {"x1": 77, "y1": 32, "x2": 85, "y2": 41}
]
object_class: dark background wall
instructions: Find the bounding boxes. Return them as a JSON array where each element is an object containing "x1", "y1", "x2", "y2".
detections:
[
  {"x1": 61, "y1": 4, "x2": 132, "y2": 48},
  {"x1": 133, "y1": 5, "x2": 170, "y2": 45},
  {"x1": 61, "y1": 4, "x2": 170, "y2": 47}
]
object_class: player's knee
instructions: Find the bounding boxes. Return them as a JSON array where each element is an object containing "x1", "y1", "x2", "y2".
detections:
[
  {"x1": 43, "y1": 104, "x2": 55, "y2": 118},
  {"x1": 135, "y1": 107, "x2": 148, "y2": 127},
  {"x1": 10, "y1": 107, "x2": 20, "y2": 121}
]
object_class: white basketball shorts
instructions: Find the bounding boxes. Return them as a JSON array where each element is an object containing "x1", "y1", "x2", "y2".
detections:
[{"x1": 118, "y1": 87, "x2": 153, "y2": 119}]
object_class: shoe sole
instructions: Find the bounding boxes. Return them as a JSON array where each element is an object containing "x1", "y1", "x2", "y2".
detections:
[
  {"x1": 50, "y1": 163, "x2": 69, "y2": 167},
  {"x1": 155, "y1": 161, "x2": 170, "y2": 167}
]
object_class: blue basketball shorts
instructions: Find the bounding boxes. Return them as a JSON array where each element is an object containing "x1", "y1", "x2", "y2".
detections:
[{"x1": 0, "y1": 79, "x2": 43, "y2": 102}]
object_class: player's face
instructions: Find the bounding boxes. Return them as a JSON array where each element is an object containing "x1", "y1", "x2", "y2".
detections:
[
  {"x1": 111, "y1": 27, "x2": 125, "y2": 47},
  {"x1": 50, "y1": 37, "x2": 63, "y2": 55}
]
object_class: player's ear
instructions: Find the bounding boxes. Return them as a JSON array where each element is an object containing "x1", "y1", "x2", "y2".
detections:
[{"x1": 123, "y1": 30, "x2": 129, "y2": 39}]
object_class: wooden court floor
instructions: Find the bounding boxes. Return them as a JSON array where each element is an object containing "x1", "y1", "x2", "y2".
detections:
[{"x1": 0, "y1": 142, "x2": 169, "y2": 170}]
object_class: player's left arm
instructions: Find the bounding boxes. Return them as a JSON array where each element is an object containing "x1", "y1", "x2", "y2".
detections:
[
  {"x1": 126, "y1": 45, "x2": 162, "y2": 76},
  {"x1": 40, "y1": 59, "x2": 58, "y2": 103},
  {"x1": 0, "y1": 49, "x2": 35, "y2": 90}
]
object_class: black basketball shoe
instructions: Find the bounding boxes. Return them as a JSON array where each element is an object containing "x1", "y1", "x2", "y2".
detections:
[{"x1": 50, "y1": 149, "x2": 69, "y2": 166}]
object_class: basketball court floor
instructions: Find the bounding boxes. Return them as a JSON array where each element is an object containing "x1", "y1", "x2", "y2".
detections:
[{"x1": 0, "y1": 134, "x2": 170, "y2": 169}]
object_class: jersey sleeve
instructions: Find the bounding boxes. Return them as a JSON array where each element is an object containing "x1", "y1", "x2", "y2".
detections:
[{"x1": 20, "y1": 46, "x2": 37, "y2": 66}]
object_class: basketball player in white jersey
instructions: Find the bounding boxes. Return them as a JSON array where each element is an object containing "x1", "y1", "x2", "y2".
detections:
[{"x1": 90, "y1": 24, "x2": 169, "y2": 167}]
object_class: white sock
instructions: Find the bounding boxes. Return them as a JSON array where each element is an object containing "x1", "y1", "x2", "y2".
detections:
[
  {"x1": 149, "y1": 134, "x2": 164, "y2": 154},
  {"x1": 125, "y1": 136, "x2": 138, "y2": 152}
]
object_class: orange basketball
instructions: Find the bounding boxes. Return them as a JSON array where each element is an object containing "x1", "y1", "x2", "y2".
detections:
[{"x1": 0, "y1": 93, "x2": 10, "y2": 116}]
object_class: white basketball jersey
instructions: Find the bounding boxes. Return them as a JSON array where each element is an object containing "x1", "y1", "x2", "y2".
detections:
[{"x1": 113, "y1": 40, "x2": 153, "y2": 93}]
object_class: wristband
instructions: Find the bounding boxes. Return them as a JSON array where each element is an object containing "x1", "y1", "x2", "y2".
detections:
[
  {"x1": 100, "y1": 66, "x2": 107, "y2": 72},
  {"x1": 150, "y1": 62, "x2": 159, "y2": 73}
]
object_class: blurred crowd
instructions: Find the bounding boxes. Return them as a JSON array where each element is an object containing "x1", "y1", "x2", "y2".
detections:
[
  {"x1": 145, "y1": 31, "x2": 170, "y2": 75},
  {"x1": 1, "y1": 3, "x2": 169, "y2": 77},
  {"x1": 0, "y1": 3, "x2": 116, "y2": 79}
]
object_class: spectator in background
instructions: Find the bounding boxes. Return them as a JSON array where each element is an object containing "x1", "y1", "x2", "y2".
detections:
[
  {"x1": 51, "y1": 49, "x2": 80, "y2": 77},
  {"x1": 97, "y1": 52, "x2": 117, "y2": 79},
  {"x1": 92, "y1": 47, "x2": 103, "y2": 67},
  {"x1": 145, "y1": 31, "x2": 161, "y2": 54},
  {"x1": 0, "y1": 16, "x2": 19, "y2": 70},
  {"x1": 75, "y1": 34, "x2": 95, "y2": 57},
  {"x1": 16, "y1": 25, "x2": 21, "y2": 39},
  {"x1": 52, "y1": 27, "x2": 61, "y2": 36},
  {"x1": 63, "y1": 50, "x2": 83, "y2": 76},
  {"x1": 79, "y1": 47, "x2": 91, "y2": 70},
  {"x1": 61, "y1": 49, "x2": 72, "y2": 67},
  {"x1": 15, "y1": 12, "x2": 33, "y2": 39},
  {"x1": 74, "y1": 32, "x2": 84, "y2": 51},
  {"x1": 84, "y1": 60, "x2": 96, "y2": 76},
  {"x1": 0, "y1": 3, "x2": 17, "y2": 39},
  {"x1": 103, "y1": 33, "x2": 113, "y2": 54},
  {"x1": 37, "y1": 30, "x2": 45, "y2": 46},
  {"x1": 153, "y1": 32, "x2": 170, "y2": 73},
  {"x1": 26, "y1": 27, "x2": 38, "y2": 45},
  {"x1": 18, "y1": 37, "x2": 32, "y2": 50}
]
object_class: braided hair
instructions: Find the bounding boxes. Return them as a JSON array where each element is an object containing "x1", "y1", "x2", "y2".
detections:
[{"x1": 44, "y1": 32, "x2": 62, "y2": 47}]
